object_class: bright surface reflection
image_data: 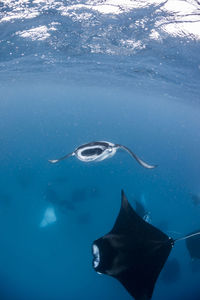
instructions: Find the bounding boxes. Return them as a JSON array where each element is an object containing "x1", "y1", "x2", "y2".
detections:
[{"x1": 1, "y1": 0, "x2": 200, "y2": 41}]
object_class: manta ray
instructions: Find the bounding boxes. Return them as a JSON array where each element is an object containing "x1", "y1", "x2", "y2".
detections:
[
  {"x1": 92, "y1": 191, "x2": 200, "y2": 300},
  {"x1": 48, "y1": 141, "x2": 157, "y2": 169}
]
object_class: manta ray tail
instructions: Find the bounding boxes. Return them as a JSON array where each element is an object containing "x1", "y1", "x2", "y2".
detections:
[
  {"x1": 48, "y1": 152, "x2": 74, "y2": 164},
  {"x1": 174, "y1": 231, "x2": 200, "y2": 242},
  {"x1": 115, "y1": 144, "x2": 158, "y2": 169}
]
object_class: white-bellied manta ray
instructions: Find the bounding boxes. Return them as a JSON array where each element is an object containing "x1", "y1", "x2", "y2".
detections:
[{"x1": 48, "y1": 141, "x2": 157, "y2": 169}]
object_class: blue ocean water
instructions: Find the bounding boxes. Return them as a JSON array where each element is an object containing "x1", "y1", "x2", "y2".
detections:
[{"x1": 0, "y1": 1, "x2": 200, "y2": 299}]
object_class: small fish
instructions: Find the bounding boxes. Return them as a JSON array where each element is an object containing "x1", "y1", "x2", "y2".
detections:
[{"x1": 48, "y1": 141, "x2": 157, "y2": 169}]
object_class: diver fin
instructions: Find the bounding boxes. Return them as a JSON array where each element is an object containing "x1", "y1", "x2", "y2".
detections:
[
  {"x1": 115, "y1": 144, "x2": 158, "y2": 169},
  {"x1": 48, "y1": 152, "x2": 74, "y2": 164}
]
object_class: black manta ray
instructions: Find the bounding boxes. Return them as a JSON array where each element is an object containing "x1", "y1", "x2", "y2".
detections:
[
  {"x1": 48, "y1": 141, "x2": 157, "y2": 169},
  {"x1": 92, "y1": 191, "x2": 200, "y2": 300}
]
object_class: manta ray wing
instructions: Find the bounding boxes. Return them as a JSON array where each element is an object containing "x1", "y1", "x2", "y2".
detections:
[
  {"x1": 116, "y1": 144, "x2": 157, "y2": 169},
  {"x1": 93, "y1": 191, "x2": 173, "y2": 300},
  {"x1": 48, "y1": 152, "x2": 74, "y2": 164}
]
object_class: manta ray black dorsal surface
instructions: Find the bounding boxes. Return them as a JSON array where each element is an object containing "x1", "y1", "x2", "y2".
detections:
[{"x1": 92, "y1": 190, "x2": 174, "y2": 300}]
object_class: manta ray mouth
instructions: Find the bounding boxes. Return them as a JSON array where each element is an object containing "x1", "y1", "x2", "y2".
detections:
[{"x1": 92, "y1": 244, "x2": 100, "y2": 268}]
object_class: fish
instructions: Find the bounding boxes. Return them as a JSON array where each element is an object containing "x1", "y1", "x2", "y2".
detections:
[
  {"x1": 92, "y1": 190, "x2": 200, "y2": 300},
  {"x1": 48, "y1": 141, "x2": 157, "y2": 169}
]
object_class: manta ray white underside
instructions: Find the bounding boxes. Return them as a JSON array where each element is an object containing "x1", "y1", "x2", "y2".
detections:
[{"x1": 48, "y1": 141, "x2": 157, "y2": 169}]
